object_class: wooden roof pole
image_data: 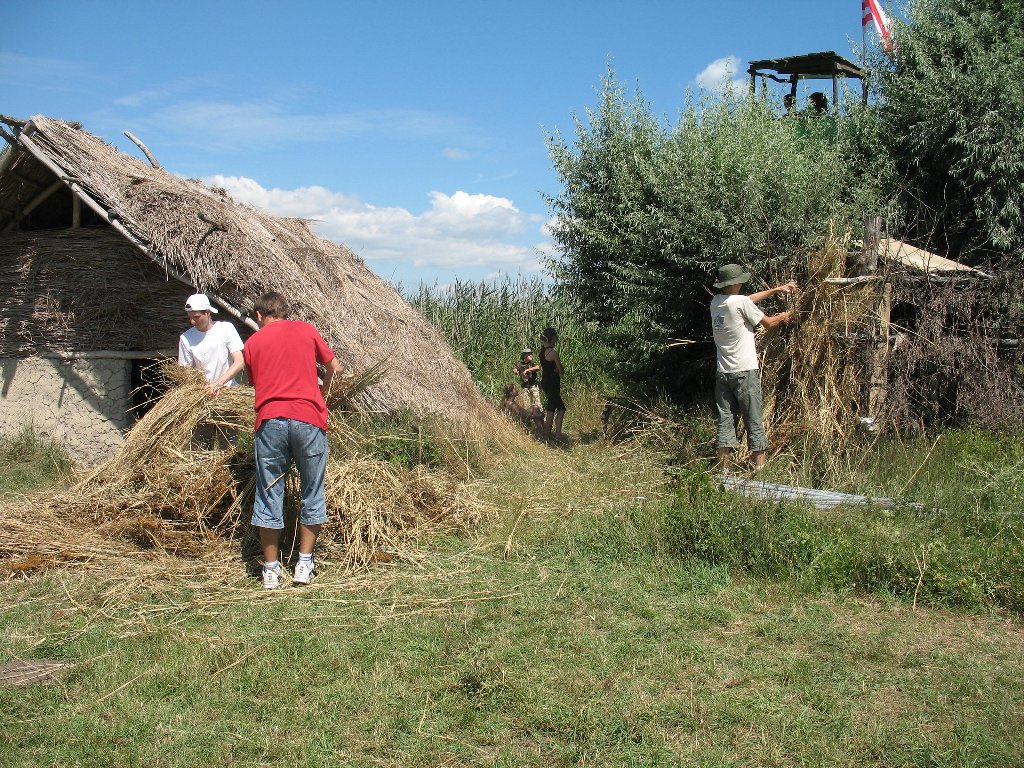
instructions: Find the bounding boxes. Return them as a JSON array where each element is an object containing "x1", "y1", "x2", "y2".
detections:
[
  {"x1": 14, "y1": 125, "x2": 259, "y2": 332},
  {"x1": 0, "y1": 141, "x2": 21, "y2": 177},
  {"x1": 123, "y1": 130, "x2": 161, "y2": 169},
  {"x1": 832, "y1": 66, "x2": 840, "y2": 114}
]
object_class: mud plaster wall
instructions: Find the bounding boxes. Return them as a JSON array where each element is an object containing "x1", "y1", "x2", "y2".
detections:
[{"x1": 0, "y1": 356, "x2": 130, "y2": 466}]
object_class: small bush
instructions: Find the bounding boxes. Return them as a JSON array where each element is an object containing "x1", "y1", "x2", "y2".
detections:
[{"x1": 544, "y1": 72, "x2": 880, "y2": 394}]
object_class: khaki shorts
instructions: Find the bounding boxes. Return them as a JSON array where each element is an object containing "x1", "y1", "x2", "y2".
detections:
[{"x1": 523, "y1": 384, "x2": 541, "y2": 410}]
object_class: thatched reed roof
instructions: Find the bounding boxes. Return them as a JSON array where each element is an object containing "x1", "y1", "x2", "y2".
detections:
[{"x1": 0, "y1": 114, "x2": 494, "y2": 424}]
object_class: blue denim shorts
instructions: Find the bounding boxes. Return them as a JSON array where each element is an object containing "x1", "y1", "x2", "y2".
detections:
[{"x1": 252, "y1": 418, "x2": 329, "y2": 529}]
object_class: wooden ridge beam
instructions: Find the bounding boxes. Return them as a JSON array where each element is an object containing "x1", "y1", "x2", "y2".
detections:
[{"x1": 0, "y1": 114, "x2": 28, "y2": 130}]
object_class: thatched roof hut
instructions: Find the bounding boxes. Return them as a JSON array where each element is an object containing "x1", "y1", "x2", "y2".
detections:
[{"x1": 0, "y1": 114, "x2": 494, "y2": 463}]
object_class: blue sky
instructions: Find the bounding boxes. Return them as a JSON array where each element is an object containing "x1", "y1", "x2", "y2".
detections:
[{"x1": 4, "y1": 1, "x2": 878, "y2": 289}]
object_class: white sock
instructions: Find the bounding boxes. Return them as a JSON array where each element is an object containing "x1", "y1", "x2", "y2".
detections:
[
  {"x1": 264, "y1": 560, "x2": 280, "y2": 571},
  {"x1": 298, "y1": 553, "x2": 313, "y2": 565}
]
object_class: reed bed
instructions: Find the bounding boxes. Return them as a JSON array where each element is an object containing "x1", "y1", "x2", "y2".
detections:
[{"x1": 410, "y1": 276, "x2": 616, "y2": 405}]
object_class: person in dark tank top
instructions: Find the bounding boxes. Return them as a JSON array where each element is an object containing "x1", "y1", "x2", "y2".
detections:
[{"x1": 539, "y1": 327, "x2": 566, "y2": 442}]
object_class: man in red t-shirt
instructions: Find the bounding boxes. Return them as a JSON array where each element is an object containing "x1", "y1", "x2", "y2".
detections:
[{"x1": 244, "y1": 291, "x2": 343, "y2": 589}]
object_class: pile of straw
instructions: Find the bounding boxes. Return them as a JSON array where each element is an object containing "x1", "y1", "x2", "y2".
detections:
[{"x1": 10, "y1": 363, "x2": 490, "y2": 570}]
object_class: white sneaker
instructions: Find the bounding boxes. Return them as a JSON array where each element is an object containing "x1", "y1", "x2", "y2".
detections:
[
  {"x1": 293, "y1": 559, "x2": 315, "y2": 586},
  {"x1": 262, "y1": 563, "x2": 285, "y2": 590}
]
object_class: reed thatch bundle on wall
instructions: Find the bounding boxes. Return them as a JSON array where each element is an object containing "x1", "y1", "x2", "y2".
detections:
[
  {"x1": 0, "y1": 229, "x2": 183, "y2": 355},
  {"x1": 0, "y1": 115, "x2": 496, "y2": 428},
  {"x1": 760, "y1": 230, "x2": 881, "y2": 450}
]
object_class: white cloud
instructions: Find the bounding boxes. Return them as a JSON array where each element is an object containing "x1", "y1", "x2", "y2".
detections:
[
  {"x1": 205, "y1": 176, "x2": 363, "y2": 217},
  {"x1": 205, "y1": 175, "x2": 548, "y2": 272},
  {"x1": 421, "y1": 190, "x2": 524, "y2": 238},
  {"x1": 443, "y1": 147, "x2": 471, "y2": 160},
  {"x1": 696, "y1": 55, "x2": 747, "y2": 94},
  {"x1": 114, "y1": 89, "x2": 169, "y2": 108}
]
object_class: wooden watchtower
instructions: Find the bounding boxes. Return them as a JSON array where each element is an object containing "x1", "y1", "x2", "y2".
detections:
[{"x1": 747, "y1": 51, "x2": 868, "y2": 112}]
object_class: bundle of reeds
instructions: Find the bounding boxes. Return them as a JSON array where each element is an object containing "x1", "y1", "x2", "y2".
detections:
[{"x1": 760, "y1": 228, "x2": 882, "y2": 453}]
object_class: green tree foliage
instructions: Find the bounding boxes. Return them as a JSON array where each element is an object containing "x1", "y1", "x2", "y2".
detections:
[
  {"x1": 875, "y1": 0, "x2": 1024, "y2": 263},
  {"x1": 544, "y1": 73, "x2": 874, "y2": 391}
]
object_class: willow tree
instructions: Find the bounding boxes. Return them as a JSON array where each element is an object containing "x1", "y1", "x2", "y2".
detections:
[{"x1": 544, "y1": 73, "x2": 875, "y2": 392}]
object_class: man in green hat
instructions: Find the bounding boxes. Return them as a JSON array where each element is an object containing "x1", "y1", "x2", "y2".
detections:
[{"x1": 710, "y1": 263, "x2": 797, "y2": 470}]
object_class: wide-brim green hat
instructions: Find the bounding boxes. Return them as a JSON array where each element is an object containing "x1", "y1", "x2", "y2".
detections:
[{"x1": 713, "y1": 263, "x2": 750, "y2": 289}]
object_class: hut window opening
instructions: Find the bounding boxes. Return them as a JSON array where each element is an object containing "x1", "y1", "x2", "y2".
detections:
[
  {"x1": 13, "y1": 187, "x2": 104, "y2": 232},
  {"x1": 890, "y1": 302, "x2": 918, "y2": 333}
]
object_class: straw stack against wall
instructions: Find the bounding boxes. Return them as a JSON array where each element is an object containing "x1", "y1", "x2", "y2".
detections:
[{"x1": 760, "y1": 229, "x2": 882, "y2": 452}]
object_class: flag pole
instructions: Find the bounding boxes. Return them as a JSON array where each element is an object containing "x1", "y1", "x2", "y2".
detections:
[
  {"x1": 860, "y1": 0, "x2": 868, "y2": 104},
  {"x1": 861, "y1": 1, "x2": 867, "y2": 68}
]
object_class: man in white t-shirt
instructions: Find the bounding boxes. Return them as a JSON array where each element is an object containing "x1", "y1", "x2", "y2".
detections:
[
  {"x1": 710, "y1": 263, "x2": 797, "y2": 470},
  {"x1": 178, "y1": 293, "x2": 245, "y2": 396}
]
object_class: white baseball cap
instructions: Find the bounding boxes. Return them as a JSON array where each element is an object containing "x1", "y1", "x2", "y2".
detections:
[{"x1": 184, "y1": 293, "x2": 218, "y2": 313}]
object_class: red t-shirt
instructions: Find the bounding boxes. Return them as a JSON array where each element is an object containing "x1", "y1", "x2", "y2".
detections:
[{"x1": 243, "y1": 319, "x2": 336, "y2": 432}]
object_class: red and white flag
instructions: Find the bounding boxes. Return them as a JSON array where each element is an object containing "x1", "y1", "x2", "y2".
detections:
[{"x1": 862, "y1": 0, "x2": 894, "y2": 52}]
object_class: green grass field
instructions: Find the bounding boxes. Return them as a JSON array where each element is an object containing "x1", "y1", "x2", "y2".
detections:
[{"x1": 2, "y1": 429, "x2": 1023, "y2": 767}]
